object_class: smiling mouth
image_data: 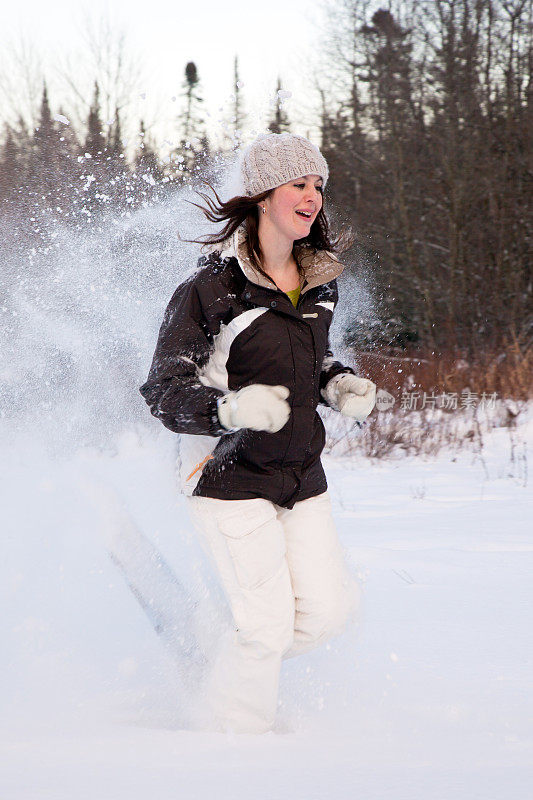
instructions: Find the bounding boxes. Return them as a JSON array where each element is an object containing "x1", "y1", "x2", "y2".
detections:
[{"x1": 295, "y1": 211, "x2": 313, "y2": 219}]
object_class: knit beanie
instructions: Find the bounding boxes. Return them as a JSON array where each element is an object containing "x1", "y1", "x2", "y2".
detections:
[{"x1": 239, "y1": 132, "x2": 329, "y2": 197}]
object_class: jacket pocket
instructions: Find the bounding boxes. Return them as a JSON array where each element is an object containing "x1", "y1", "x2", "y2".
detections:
[{"x1": 217, "y1": 502, "x2": 286, "y2": 591}]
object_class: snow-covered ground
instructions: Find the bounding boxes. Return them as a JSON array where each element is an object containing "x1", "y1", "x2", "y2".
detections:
[{"x1": 1, "y1": 414, "x2": 532, "y2": 800}]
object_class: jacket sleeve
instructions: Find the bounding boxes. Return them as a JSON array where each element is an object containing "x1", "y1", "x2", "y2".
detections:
[
  {"x1": 139, "y1": 273, "x2": 228, "y2": 436},
  {"x1": 318, "y1": 337, "x2": 356, "y2": 409},
  {"x1": 317, "y1": 279, "x2": 356, "y2": 408}
]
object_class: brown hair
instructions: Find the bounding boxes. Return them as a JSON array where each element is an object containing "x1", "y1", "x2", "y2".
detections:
[{"x1": 179, "y1": 180, "x2": 353, "y2": 283}]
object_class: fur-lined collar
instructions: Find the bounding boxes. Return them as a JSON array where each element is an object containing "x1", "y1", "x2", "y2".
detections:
[{"x1": 205, "y1": 224, "x2": 345, "y2": 294}]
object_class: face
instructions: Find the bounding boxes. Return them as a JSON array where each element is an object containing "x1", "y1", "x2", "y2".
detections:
[{"x1": 261, "y1": 174, "x2": 324, "y2": 240}]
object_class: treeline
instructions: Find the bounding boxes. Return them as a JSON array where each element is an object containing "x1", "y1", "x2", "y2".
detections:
[
  {"x1": 0, "y1": 56, "x2": 286, "y2": 229},
  {"x1": 0, "y1": 65, "x2": 215, "y2": 223},
  {"x1": 320, "y1": 0, "x2": 531, "y2": 355},
  {"x1": 1, "y1": 0, "x2": 531, "y2": 357}
]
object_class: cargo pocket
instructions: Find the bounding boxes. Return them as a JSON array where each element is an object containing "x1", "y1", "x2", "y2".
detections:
[{"x1": 217, "y1": 502, "x2": 286, "y2": 591}]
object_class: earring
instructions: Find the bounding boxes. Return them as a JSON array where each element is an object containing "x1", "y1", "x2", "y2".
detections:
[{"x1": 261, "y1": 206, "x2": 266, "y2": 214}]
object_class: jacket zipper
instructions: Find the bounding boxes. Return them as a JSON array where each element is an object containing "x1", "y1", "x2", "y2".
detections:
[{"x1": 295, "y1": 290, "x2": 318, "y2": 376}]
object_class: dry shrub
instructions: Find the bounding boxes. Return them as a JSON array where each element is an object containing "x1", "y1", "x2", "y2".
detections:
[
  {"x1": 321, "y1": 333, "x2": 531, "y2": 463},
  {"x1": 322, "y1": 399, "x2": 528, "y2": 465},
  {"x1": 353, "y1": 331, "x2": 532, "y2": 402}
]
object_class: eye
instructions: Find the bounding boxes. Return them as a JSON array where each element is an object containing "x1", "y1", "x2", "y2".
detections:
[{"x1": 294, "y1": 183, "x2": 323, "y2": 193}]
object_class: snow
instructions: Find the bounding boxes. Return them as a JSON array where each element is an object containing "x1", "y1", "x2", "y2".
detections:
[{"x1": 1, "y1": 413, "x2": 532, "y2": 799}]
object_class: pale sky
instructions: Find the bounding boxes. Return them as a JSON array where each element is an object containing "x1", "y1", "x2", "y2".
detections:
[{"x1": 1, "y1": 0, "x2": 331, "y2": 155}]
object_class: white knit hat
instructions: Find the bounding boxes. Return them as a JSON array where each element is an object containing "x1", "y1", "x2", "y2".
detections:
[{"x1": 239, "y1": 132, "x2": 329, "y2": 197}]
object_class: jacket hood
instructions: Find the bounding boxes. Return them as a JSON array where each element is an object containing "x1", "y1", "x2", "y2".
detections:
[{"x1": 206, "y1": 224, "x2": 345, "y2": 294}]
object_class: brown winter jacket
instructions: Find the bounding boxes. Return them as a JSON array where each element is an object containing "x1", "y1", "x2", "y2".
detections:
[{"x1": 139, "y1": 224, "x2": 355, "y2": 509}]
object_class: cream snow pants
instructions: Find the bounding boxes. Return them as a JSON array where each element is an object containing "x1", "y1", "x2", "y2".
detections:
[{"x1": 187, "y1": 490, "x2": 360, "y2": 734}]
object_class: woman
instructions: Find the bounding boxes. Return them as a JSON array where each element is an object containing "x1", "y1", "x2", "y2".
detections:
[{"x1": 140, "y1": 132, "x2": 376, "y2": 734}]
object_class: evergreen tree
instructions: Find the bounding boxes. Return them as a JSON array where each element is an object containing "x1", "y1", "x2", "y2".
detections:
[
  {"x1": 267, "y1": 77, "x2": 291, "y2": 133},
  {"x1": 5, "y1": 115, "x2": 33, "y2": 211},
  {"x1": 222, "y1": 55, "x2": 247, "y2": 151},
  {"x1": 54, "y1": 104, "x2": 83, "y2": 218},
  {"x1": 0, "y1": 125, "x2": 20, "y2": 203},
  {"x1": 30, "y1": 82, "x2": 63, "y2": 205},
  {"x1": 82, "y1": 81, "x2": 108, "y2": 213},
  {"x1": 232, "y1": 55, "x2": 246, "y2": 144},
  {"x1": 170, "y1": 61, "x2": 210, "y2": 179},
  {"x1": 361, "y1": 9, "x2": 415, "y2": 143},
  {"x1": 109, "y1": 105, "x2": 123, "y2": 160},
  {"x1": 135, "y1": 119, "x2": 164, "y2": 198},
  {"x1": 359, "y1": 8, "x2": 424, "y2": 339},
  {"x1": 85, "y1": 81, "x2": 107, "y2": 159}
]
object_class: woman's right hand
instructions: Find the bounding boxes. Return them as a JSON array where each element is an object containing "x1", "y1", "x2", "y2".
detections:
[{"x1": 217, "y1": 384, "x2": 291, "y2": 433}]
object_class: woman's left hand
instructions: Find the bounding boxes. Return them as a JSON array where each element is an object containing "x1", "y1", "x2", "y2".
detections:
[{"x1": 334, "y1": 374, "x2": 377, "y2": 422}]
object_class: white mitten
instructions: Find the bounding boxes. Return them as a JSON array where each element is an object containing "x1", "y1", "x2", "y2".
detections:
[
  {"x1": 323, "y1": 373, "x2": 376, "y2": 422},
  {"x1": 217, "y1": 384, "x2": 291, "y2": 433}
]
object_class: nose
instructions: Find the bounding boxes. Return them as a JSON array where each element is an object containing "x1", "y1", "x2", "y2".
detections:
[{"x1": 304, "y1": 186, "x2": 322, "y2": 205}]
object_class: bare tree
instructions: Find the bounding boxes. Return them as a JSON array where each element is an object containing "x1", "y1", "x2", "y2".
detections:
[
  {"x1": 52, "y1": 11, "x2": 154, "y2": 155},
  {"x1": 0, "y1": 31, "x2": 44, "y2": 132}
]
